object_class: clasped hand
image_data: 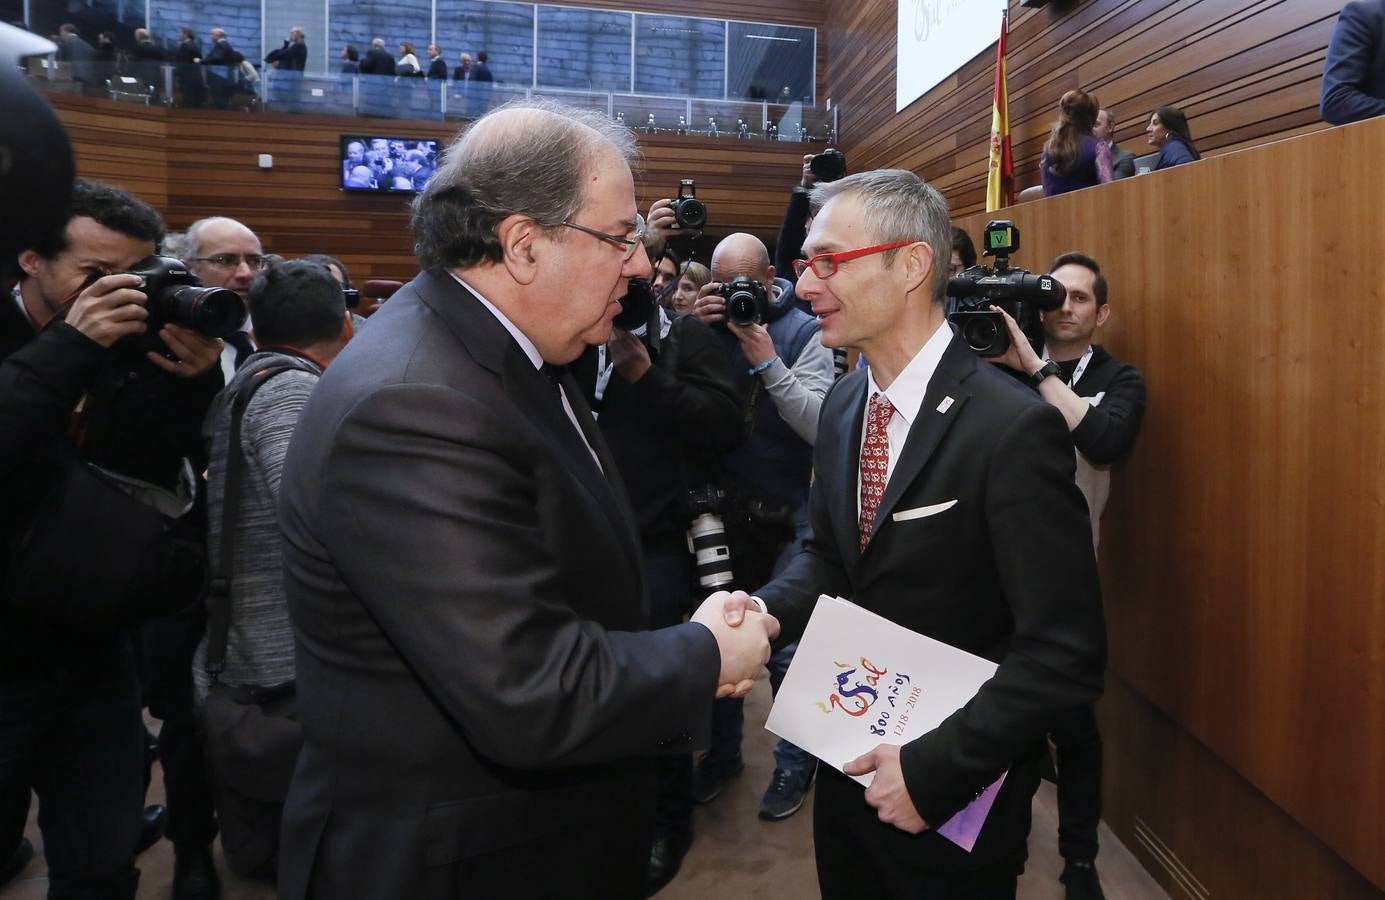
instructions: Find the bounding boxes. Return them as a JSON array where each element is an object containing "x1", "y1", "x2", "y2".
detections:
[{"x1": 690, "y1": 591, "x2": 779, "y2": 699}]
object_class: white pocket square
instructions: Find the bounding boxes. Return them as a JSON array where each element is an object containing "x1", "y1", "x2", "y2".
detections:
[{"x1": 892, "y1": 500, "x2": 958, "y2": 522}]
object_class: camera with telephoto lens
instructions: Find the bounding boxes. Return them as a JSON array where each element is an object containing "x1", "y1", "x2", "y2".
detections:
[
  {"x1": 116, "y1": 255, "x2": 247, "y2": 355},
  {"x1": 718, "y1": 276, "x2": 770, "y2": 327},
  {"x1": 686, "y1": 486, "x2": 734, "y2": 592},
  {"x1": 946, "y1": 221, "x2": 1065, "y2": 357},
  {"x1": 809, "y1": 148, "x2": 848, "y2": 183},
  {"x1": 670, "y1": 178, "x2": 707, "y2": 230}
]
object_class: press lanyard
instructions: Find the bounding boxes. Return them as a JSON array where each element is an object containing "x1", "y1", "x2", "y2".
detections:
[{"x1": 1043, "y1": 344, "x2": 1094, "y2": 388}]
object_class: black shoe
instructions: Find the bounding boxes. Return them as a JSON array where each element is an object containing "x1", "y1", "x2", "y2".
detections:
[
  {"x1": 642, "y1": 828, "x2": 693, "y2": 898},
  {"x1": 0, "y1": 838, "x2": 34, "y2": 888},
  {"x1": 689, "y1": 754, "x2": 743, "y2": 805},
  {"x1": 758, "y1": 764, "x2": 815, "y2": 820},
  {"x1": 135, "y1": 804, "x2": 167, "y2": 855},
  {"x1": 1060, "y1": 860, "x2": 1106, "y2": 900},
  {"x1": 173, "y1": 843, "x2": 222, "y2": 900}
]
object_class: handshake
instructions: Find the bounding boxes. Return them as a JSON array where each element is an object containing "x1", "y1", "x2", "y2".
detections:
[{"x1": 691, "y1": 591, "x2": 777, "y2": 700}]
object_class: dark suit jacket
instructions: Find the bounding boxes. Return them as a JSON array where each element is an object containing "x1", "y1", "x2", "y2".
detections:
[
  {"x1": 471, "y1": 61, "x2": 493, "y2": 82},
  {"x1": 1110, "y1": 142, "x2": 1137, "y2": 179},
  {"x1": 757, "y1": 332, "x2": 1106, "y2": 873},
  {"x1": 426, "y1": 57, "x2": 448, "y2": 79},
  {"x1": 202, "y1": 38, "x2": 236, "y2": 67},
  {"x1": 1322, "y1": 0, "x2": 1385, "y2": 125},
  {"x1": 359, "y1": 47, "x2": 396, "y2": 76},
  {"x1": 267, "y1": 39, "x2": 307, "y2": 71},
  {"x1": 276, "y1": 270, "x2": 721, "y2": 900}
]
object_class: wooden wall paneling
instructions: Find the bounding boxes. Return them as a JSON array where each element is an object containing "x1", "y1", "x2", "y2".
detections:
[
  {"x1": 50, "y1": 95, "x2": 808, "y2": 285},
  {"x1": 952, "y1": 118, "x2": 1385, "y2": 890},
  {"x1": 826, "y1": 0, "x2": 1344, "y2": 217}
]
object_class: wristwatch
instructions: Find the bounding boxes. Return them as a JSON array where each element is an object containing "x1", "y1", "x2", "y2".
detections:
[{"x1": 1029, "y1": 359, "x2": 1062, "y2": 388}]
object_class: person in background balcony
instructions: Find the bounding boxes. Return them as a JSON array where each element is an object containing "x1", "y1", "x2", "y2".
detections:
[
  {"x1": 1321, "y1": 1, "x2": 1385, "y2": 126},
  {"x1": 397, "y1": 41, "x2": 421, "y2": 77},
  {"x1": 1146, "y1": 106, "x2": 1201, "y2": 170},
  {"x1": 1041, "y1": 89, "x2": 1113, "y2": 197}
]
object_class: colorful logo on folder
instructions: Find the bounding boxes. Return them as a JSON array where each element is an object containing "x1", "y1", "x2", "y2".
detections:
[{"x1": 817, "y1": 657, "x2": 917, "y2": 738}]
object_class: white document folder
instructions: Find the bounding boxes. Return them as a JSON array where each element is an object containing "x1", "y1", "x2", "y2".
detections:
[{"x1": 765, "y1": 595, "x2": 1007, "y2": 851}]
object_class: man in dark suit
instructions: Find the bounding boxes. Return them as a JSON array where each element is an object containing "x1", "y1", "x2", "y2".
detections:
[
  {"x1": 276, "y1": 100, "x2": 777, "y2": 900},
  {"x1": 265, "y1": 26, "x2": 307, "y2": 71},
  {"x1": 425, "y1": 44, "x2": 448, "y2": 80},
  {"x1": 358, "y1": 37, "x2": 396, "y2": 76},
  {"x1": 1322, "y1": 0, "x2": 1385, "y2": 125},
  {"x1": 723, "y1": 169, "x2": 1107, "y2": 899},
  {"x1": 1095, "y1": 108, "x2": 1136, "y2": 179}
]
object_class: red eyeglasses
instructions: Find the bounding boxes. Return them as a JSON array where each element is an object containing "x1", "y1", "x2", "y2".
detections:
[{"x1": 792, "y1": 240, "x2": 915, "y2": 279}]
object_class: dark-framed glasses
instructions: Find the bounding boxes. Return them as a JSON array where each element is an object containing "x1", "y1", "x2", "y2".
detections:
[{"x1": 560, "y1": 214, "x2": 647, "y2": 261}]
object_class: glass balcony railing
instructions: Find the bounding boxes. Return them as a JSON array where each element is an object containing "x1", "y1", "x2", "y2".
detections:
[{"x1": 24, "y1": 58, "x2": 839, "y2": 145}]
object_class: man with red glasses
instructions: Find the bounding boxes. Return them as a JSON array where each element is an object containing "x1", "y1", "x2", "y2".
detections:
[{"x1": 724, "y1": 169, "x2": 1106, "y2": 898}]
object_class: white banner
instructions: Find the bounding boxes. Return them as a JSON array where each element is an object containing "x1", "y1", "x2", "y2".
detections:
[{"x1": 896, "y1": 0, "x2": 1008, "y2": 112}]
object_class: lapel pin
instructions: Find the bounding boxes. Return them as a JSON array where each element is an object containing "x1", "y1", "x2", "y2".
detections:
[{"x1": 936, "y1": 396, "x2": 954, "y2": 414}]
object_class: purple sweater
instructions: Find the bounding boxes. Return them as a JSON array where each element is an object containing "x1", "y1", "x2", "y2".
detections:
[{"x1": 1041, "y1": 135, "x2": 1112, "y2": 196}]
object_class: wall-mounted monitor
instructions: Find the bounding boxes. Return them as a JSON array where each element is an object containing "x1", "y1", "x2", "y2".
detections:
[{"x1": 340, "y1": 135, "x2": 440, "y2": 193}]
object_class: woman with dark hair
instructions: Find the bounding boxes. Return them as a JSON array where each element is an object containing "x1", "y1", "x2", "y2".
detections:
[
  {"x1": 1146, "y1": 106, "x2": 1201, "y2": 170},
  {"x1": 1040, "y1": 89, "x2": 1113, "y2": 197}
]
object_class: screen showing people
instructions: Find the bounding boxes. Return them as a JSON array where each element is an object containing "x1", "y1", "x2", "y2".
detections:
[{"x1": 340, "y1": 136, "x2": 439, "y2": 193}]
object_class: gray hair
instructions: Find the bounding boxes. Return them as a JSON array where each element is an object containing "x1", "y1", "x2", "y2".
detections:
[
  {"x1": 371, "y1": 37, "x2": 385, "y2": 48},
  {"x1": 810, "y1": 169, "x2": 952, "y2": 303},
  {"x1": 160, "y1": 231, "x2": 187, "y2": 259},
  {"x1": 411, "y1": 98, "x2": 638, "y2": 270}
]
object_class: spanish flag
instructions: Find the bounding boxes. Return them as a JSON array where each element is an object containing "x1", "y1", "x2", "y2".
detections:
[{"x1": 986, "y1": 10, "x2": 1014, "y2": 212}]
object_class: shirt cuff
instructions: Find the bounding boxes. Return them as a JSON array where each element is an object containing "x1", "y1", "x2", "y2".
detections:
[{"x1": 750, "y1": 596, "x2": 768, "y2": 615}]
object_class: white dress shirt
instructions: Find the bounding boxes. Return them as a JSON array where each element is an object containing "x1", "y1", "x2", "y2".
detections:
[
  {"x1": 856, "y1": 320, "x2": 953, "y2": 515},
  {"x1": 449, "y1": 273, "x2": 601, "y2": 470}
]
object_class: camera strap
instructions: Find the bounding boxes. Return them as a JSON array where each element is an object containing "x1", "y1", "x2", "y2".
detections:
[{"x1": 204, "y1": 362, "x2": 306, "y2": 685}]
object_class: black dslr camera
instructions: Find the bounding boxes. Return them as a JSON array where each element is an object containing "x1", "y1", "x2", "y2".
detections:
[
  {"x1": 946, "y1": 221, "x2": 1064, "y2": 357},
  {"x1": 670, "y1": 178, "x2": 707, "y2": 230},
  {"x1": 116, "y1": 256, "x2": 248, "y2": 355},
  {"x1": 719, "y1": 276, "x2": 770, "y2": 327},
  {"x1": 809, "y1": 148, "x2": 847, "y2": 183}
]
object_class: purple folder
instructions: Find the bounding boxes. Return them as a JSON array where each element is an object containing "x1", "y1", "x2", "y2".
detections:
[{"x1": 934, "y1": 773, "x2": 1006, "y2": 852}]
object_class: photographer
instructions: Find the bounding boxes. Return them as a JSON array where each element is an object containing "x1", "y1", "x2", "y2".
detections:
[
  {"x1": 690, "y1": 233, "x2": 833, "y2": 821},
  {"x1": 988, "y1": 251, "x2": 1145, "y2": 900},
  {"x1": 192, "y1": 260, "x2": 354, "y2": 882},
  {"x1": 1, "y1": 179, "x2": 223, "y2": 899},
  {"x1": 572, "y1": 271, "x2": 744, "y2": 896}
]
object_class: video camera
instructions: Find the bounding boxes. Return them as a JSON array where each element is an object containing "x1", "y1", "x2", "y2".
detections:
[
  {"x1": 946, "y1": 221, "x2": 1064, "y2": 357},
  {"x1": 116, "y1": 255, "x2": 247, "y2": 356},
  {"x1": 809, "y1": 148, "x2": 848, "y2": 183}
]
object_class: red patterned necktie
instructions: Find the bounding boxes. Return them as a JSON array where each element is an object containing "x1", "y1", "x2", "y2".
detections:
[{"x1": 859, "y1": 391, "x2": 895, "y2": 553}]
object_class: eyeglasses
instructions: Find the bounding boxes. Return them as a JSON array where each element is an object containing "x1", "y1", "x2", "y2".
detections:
[
  {"x1": 560, "y1": 214, "x2": 647, "y2": 261},
  {"x1": 189, "y1": 253, "x2": 269, "y2": 271},
  {"x1": 792, "y1": 240, "x2": 916, "y2": 280}
]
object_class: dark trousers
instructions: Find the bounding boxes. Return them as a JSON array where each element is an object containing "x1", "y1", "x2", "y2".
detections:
[
  {"x1": 644, "y1": 533, "x2": 695, "y2": 834},
  {"x1": 1052, "y1": 703, "x2": 1102, "y2": 862},
  {"x1": 0, "y1": 635, "x2": 144, "y2": 899},
  {"x1": 143, "y1": 609, "x2": 218, "y2": 849},
  {"x1": 814, "y1": 768, "x2": 1018, "y2": 900}
]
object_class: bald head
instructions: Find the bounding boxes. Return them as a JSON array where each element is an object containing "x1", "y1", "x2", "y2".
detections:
[
  {"x1": 711, "y1": 232, "x2": 773, "y2": 284},
  {"x1": 184, "y1": 216, "x2": 262, "y2": 294}
]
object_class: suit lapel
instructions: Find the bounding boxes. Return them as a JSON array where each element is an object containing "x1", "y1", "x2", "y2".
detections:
[
  {"x1": 413, "y1": 270, "x2": 642, "y2": 572},
  {"x1": 865, "y1": 336, "x2": 978, "y2": 551}
]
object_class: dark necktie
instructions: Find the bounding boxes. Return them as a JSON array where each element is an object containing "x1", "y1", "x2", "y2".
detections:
[
  {"x1": 859, "y1": 391, "x2": 895, "y2": 553},
  {"x1": 226, "y1": 331, "x2": 255, "y2": 370}
]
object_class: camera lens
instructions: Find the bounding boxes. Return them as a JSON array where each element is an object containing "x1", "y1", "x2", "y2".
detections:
[
  {"x1": 152, "y1": 285, "x2": 247, "y2": 339},
  {"x1": 727, "y1": 289, "x2": 759, "y2": 327},
  {"x1": 674, "y1": 197, "x2": 706, "y2": 230},
  {"x1": 688, "y1": 513, "x2": 734, "y2": 591},
  {"x1": 961, "y1": 315, "x2": 1003, "y2": 354}
]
